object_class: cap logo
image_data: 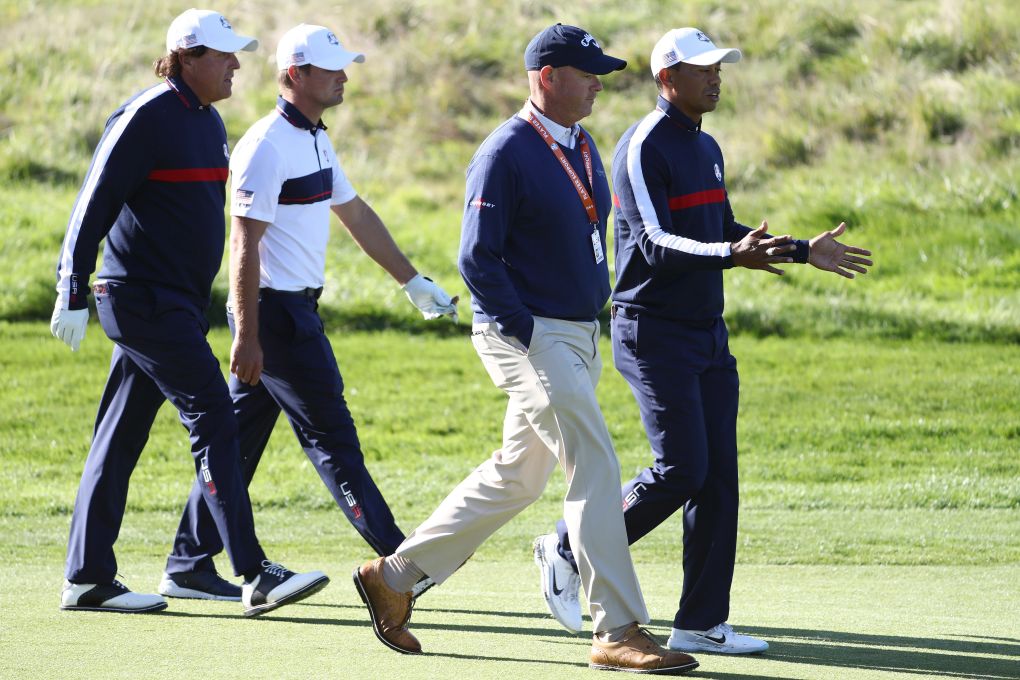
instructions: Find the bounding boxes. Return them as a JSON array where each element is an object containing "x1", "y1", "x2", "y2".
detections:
[
  {"x1": 581, "y1": 33, "x2": 599, "y2": 48},
  {"x1": 662, "y1": 49, "x2": 678, "y2": 65},
  {"x1": 326, "y1": 32, "x2": 339, "y2": 46},
  {"x1": 696, "y1": 31, "x2": 711, "y2": 43},
  {"x1": 220, "y1": 16, "x2": 232, "y2": 29},
  {"x1": 181, "y1": 34, "x2": 198, "y2": 47},
  {"x1": 290, "y1": 52, "x2": 304, "y2": 64}
]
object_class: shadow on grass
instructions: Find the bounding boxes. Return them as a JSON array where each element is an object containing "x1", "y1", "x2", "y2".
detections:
[
  {"x1": 642, "y1": 622, "x2": 1020, "y2": 680},
  {"x1": 162, "y1": 609, "x2": 587, "y2": 667},
  {"x1": 161, "y1": 606, "x2": 577, "y2": 640},
  {"x1": 303, "y1": 601, "x2": 559, "y2": 623}
]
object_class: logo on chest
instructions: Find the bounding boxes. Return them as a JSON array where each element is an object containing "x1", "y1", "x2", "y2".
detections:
[{"x1": 714, "y1": 163, "x2": 722, "y2": 182}]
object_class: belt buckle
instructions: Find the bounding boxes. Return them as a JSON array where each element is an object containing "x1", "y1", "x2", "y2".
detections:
[{"x1": 93, "y1": 283, "x2": 108, "y2": 295}]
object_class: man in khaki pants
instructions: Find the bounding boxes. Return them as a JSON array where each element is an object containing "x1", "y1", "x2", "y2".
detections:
[{"x1": 353, "y1": 23, "x2": 699, "y2": 675}]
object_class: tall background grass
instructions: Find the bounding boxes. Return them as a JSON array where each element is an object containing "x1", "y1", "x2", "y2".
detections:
[{"x1": 1, "y1": 0, "x2": 1017, "y2": 341}]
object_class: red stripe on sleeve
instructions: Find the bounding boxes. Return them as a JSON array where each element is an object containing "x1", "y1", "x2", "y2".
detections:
[
  {"x1": 147, "y1": 168, "x2": 229, "y2": 183},
  {"x1": 668, "y1": 188, "x2": 726, "y2": 211}
]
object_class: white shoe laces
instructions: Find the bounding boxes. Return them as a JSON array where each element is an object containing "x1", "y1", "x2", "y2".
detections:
[
  {"x1": 712, "y1": 622, "x2": 733, "y2": 636},
  {"x1": 260, "y1": 560, "x2": 290, "y2": 579},
  {"x1": 564, "y1": 571, "x2": 581, "y2": 604}
]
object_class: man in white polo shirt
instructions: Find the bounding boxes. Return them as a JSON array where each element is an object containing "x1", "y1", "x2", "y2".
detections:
[{"x1": 159, "y1": 23, "x2": 457, "y2": 600}]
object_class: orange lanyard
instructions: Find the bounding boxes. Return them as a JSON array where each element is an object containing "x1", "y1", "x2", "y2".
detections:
[{"x1": 527, "y1": 113, "x2": 599, "y2": 224}]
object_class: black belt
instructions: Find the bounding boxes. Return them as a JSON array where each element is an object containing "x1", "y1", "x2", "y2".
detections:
[{"x1": 260, "y1": 287, "x2": 323, "y2": 300}]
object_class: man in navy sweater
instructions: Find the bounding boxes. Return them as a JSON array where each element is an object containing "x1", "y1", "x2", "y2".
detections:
[
  {"x1": 534, "y1": 28, "x2": 873, "y2": 653},
  {"x1": 51, "y1": 9, "x2": 328, "y2": 616},
  {"x1": 353, "y1": 24, "x2": 698, "y2": 674}
]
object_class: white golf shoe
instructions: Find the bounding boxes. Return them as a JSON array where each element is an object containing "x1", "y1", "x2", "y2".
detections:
[
  {"x1": 532, "y1": 534, "x2": 582, "y2": 632},
  {"x1": 60, "y1": 579, "x2": 167, "y2": 613},
  {"x1": 667, "y1": 622, "x2": 769, "y2": 654},
  {"x1": 241, "y1": 560, "x2": 329, "y2": 617}
]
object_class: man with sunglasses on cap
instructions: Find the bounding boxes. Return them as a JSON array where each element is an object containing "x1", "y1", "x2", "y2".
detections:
[
  {"x1": 160, "y1": 23, "x2": 456, "y2": 602},
  {"x1": 52, "y1": 9, "x2": 329, "y2": 616},
  {"x1": 534, "y1": 27, "x2": 873, "y2": 654},
  {"x1": 352, "y1": 23, "x2": 698, "y2": 675}
]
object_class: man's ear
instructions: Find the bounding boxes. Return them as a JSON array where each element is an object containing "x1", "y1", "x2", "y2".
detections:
[
  {"x1": 539, "y1": 64, "x2": 556, "y2": 89},
  {"x1": 657, "y1": 67, "x2": 674, "y2": 89},
  {"x1": 287, "y1": 64, "x2": 302, "y2": 85}
]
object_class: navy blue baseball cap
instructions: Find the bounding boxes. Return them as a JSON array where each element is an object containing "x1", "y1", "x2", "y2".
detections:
[{"x1": 524, "y1": 23, "x2": 627, "y2": 74}]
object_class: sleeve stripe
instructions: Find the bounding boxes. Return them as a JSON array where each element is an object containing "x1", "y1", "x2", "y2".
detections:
[
  {"x1": 625, "y1": 110, "x2": 731, "y2": 258},
  {"x1": 147, "y1": 167, "x2": 228, "y2": 182},
  {"x1": 669, "y1": 188, "x2": 726, "y2": 211},
  {"x1": 56, "y1": 83, "x2": 169, "y2": 294}
]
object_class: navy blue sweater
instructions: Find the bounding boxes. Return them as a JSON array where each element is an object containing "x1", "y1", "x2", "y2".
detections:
[
  {"x1": 612, "y1": 96, "x2": 806, "y2": 321},
  {"x1": 459, "y1": 115, "x2": 612, "y2": 346},
  {"x1": 56, "y1": 76, "x2": 230, "y2": 310}
]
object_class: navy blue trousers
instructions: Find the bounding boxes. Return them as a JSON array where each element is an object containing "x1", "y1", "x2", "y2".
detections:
[
  {"x1": 65, "y1": 282, "x2": 265, "y2": 583},
  {"x1": 558, "y1": 310, "x2": 739, "y2": 630},
  {"x1": 165, "y1": 291, "x2": 406, "y2": 574}
]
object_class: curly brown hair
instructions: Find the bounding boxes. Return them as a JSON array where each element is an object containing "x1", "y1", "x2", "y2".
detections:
[{"x1": 153, "y1": 46, "x2": 208, "y2": 79}]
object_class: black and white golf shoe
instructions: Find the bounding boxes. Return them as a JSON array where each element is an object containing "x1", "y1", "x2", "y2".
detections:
[
  {"x1": 60, "y1": 579, "x2": 167, "y2": 613},
  {"x1": 241, "y1": 560, "x2": 329, "y2": 617},
  {"x1": 158, "y1": 570, "x2": 241, "y2": 601}
]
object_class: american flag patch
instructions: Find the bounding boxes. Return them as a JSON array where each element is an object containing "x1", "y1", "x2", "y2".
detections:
[
  {"x1": 182, "y1": 33, "x2": 198, "y2": 47},
  {"x1": 290, "y1": 52, "x2": 304, "y2": 64},
  {"x1": 235, "y1": 189, "x2": 255, "y2": 207},
  {"x1": 663, "y1": 49, "x2": 678, "y2": 65}
]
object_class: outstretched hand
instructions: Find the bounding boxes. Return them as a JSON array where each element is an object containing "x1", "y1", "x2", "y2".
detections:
[
  {"x1": 730, "y1": 220, "x2": 795, "y2": 275},
  {"x1": 808, "y1": 222, "x2": 873, "y2": 279}
]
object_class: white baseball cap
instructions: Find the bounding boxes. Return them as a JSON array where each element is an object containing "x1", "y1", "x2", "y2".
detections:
[
  {"x1": 650, "y1": 28, "x2": 741, "y2": 75},
  {"x1": 166, "y1": 8, "x2": 258, "y2": 53},
  {"x1": 276, "y1": 24, "x2": 366, "y2": 70}
]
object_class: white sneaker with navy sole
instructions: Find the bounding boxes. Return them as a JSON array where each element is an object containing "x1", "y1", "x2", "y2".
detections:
[
  {"x1": 532, "y1": 534, "x2": 582, "y2": 632},
  {"x1": 60, "y1": 580, "x2": 167, "y2": 613},
  {"x1": 242, "y1": 560, "x2": 329, "y2": 617},
  {"x1": 667, "y1": 622, "x2": 769, "y2": 654}
]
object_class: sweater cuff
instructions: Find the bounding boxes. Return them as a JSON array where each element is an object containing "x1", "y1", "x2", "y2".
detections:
[
  {"x1": 67, "y1": 273, "x2": 90, "y2": 310},
  {"x1": 499, "y1": 313, "x2": 534, "y2": 349},
  {"x1": 793, "y1": 239, "x2": 810, "y2": 264}
]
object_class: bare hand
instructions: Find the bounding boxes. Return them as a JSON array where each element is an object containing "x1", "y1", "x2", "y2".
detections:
[
  {"x1": 731, "y1": 220, "x2": 795, "y2": 275},
  {"x1": 808, "y1": 222, "x2": 873, "y2": 279},
  {"x1": 230, "y1": 334, "x2": 263, "y2": 385}
]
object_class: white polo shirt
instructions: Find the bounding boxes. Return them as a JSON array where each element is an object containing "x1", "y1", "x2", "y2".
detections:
[{"x1": 229, "y1": 97, "x2": 357, "y2": 290}]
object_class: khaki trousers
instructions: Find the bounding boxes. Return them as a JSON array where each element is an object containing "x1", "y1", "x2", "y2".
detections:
[{"x1": 397, "y1": 316, "x2": 649, "y2": 632}]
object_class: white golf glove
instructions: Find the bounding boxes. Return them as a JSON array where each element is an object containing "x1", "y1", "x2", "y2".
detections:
[
  {"x1": 402, "y1": 273, "x2": 458, "y2": 323},
  {"x1": 50, "y1": 298, "x2": 90, "y2": 352}
]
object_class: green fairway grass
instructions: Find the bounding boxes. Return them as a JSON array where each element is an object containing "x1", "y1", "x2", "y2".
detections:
[
  {"x1": 1, "y1": 324, "x2": 1018, "y2": 679},
  {"x1": 3, "y1": 514, "x2": 1018, "y2": 680},
  {"x1": 2, "y1": 0, "x2": 1018, "y2": 677}
]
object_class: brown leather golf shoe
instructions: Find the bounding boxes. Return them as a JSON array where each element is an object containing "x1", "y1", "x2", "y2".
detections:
[
  {"x1": 353, "y1": 556, "x2": 422, "y2": 654},
  {"x1": 590, "y1": 624, "x2": 699, "y2": 674}
]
